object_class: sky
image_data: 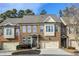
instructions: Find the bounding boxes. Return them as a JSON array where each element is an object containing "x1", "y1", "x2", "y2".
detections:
[{"x1": 0, "y1": 3, "x2": 79, "y2": 15}]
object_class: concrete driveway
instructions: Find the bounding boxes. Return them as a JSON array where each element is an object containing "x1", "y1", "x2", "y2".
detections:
[
  {"x1": 40, "y1": 48, "x2": 73, "y2": 56},
  {"x1": 0, "y1": 48, "x2": 73, "y2": 56},
  {"x1": 0, "y1": 50, "x2": 13, "y2": 56}
]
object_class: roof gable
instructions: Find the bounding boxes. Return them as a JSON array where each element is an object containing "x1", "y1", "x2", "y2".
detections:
[{"x1": 44, "y1": 16, "x2": 56, "y2": 23}]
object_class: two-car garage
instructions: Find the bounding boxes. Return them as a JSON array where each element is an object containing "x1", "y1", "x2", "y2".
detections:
[{"x1": 2, "y1": 41, "x2": 59, "y2": 50}]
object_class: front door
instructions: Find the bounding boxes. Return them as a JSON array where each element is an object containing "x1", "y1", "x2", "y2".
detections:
[
  {"x1": 27, "y1": 37, "x2": 33, "y2": 48},
  {"x1": 32, "y1": 35, "x2": 37, "y2": 48},
  {"x1": 61, "y1": 38, "x2": 67, "y2": 48}
]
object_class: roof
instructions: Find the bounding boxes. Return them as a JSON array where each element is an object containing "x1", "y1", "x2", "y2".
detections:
[
  {"x1": 0, "y1": 14, "x2": 61, "y2": 26},
  {"x1": 61, "y1": 16, "x2": 79, "y2": 25}
]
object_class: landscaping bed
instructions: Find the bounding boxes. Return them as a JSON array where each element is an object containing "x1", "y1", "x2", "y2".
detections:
[
  {"x1": 65, "y1": 47, "x2": 76, "y2": 52},
  {"x1": 12, "y1": 49, "x2": 41, "y2": 55}
]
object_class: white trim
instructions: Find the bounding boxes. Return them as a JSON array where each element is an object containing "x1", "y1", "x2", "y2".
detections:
[
  {"x1": 44, "y1": 16, "x2": 56, "y2": 23},
  {"x1": 4, "y1": 27, "x2": 15, "y2": 38},
  {"x1": 60, "y1": 17, "x2": 67, "y2": 25},
  {"x1": 44, "y1": 23, "x2": 55, "y2": 36},
  {"x1": 22, "y1": 26, "x2": 26, "y2": 33},
  {"x1": 4, "y1": 23, "x2": 15, "y2": 26}
]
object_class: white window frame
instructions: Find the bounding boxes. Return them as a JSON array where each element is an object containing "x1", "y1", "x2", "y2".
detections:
[
  {"x1": 22, "y1": 26, "x2": 26, "y2": 33},
  {"x1": 4, "y1": 27, "x2": 15, "y2": 38},
  {"x1": 27, "y1": 26, "x2": 31, "y2": 33},
  {"x1": 46, "y1": 25, "x2": 53, "y2": 32},
  {"x1": 40, "y1": 25, "x2": 44, "y2": 32},
  {"x1": 33, "y1": 25, "x2": 37, "y2": 32},
  {"x1": 44, "y1": 24, "x2": 55, "y2": 36},
  {"x1": 6, "y1": 28, "x2": 12, "y2": 35}
]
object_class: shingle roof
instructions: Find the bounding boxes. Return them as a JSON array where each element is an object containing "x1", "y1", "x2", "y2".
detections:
[{"x1": 0, "y1": 14, "x2": 61, "y2": 26}]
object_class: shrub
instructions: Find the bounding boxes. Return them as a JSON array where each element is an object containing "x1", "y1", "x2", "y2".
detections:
[{"x1": 16, "y1": 45, "x2": 28, "y2": 50}]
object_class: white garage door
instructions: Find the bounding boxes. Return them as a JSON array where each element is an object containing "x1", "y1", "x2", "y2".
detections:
[
  {"x1": 41, "y1": 41, "x2": 59, "y2": 49},
  {"x1": 3, "y1": 42, "x2": 19, "y2": 50}
]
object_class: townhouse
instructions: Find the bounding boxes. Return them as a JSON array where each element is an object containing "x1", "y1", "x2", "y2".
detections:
[{"x1": 0, "y1": 15, "x2": 61, "y2": 50}]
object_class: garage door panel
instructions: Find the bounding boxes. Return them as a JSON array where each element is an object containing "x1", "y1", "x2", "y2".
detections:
[
  {"x1": 3, "y1": 42, "x2": 19, "y2": 50},
  {"x1": 41, "y1": 41, "x2": 59, "y2": 49}
]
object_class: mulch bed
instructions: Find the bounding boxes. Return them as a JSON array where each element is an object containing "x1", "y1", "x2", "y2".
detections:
[{"x1": 12, "y1": 50, "x2": 41, "y2": 55}]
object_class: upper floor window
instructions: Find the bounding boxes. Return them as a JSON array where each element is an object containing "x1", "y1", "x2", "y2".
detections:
[
  {"x1": 22, "y1": 26, "x2": 26, "y2": 32},
  {"x1": 27, "y1": 26, "x2": 31, "y2": 33},
  {"x1": 46, "y1": 25, "x2": 53, "y2": 32},
  {"x1": 50, "y1": 26, "x2": 53, "y2": 32},
  {"x1": 46, "y1": 26, "x2": 50, "y2": 32},
  {"x1": 40, "y1": 25, "x2": 44, "y2": 32},
  {"x1": 6, "y1": 28, "x2": 12, "y2": 35},
  {"x1": 33, "y1": 26, "x2": 37, "y2": 32}
]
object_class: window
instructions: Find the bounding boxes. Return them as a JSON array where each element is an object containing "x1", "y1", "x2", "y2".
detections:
[
  {"x1": 40, "y1": 25, "x2": 43, "y2": 32},
  {"x1": 33, "y1": 26, "x2": 37, "y2": 32},
  {"x1": 50, "y1": 26, "x2": 53, "y2": 32},
  {"x1": 46, "y1": 26, "x2": 50, "y2": 32},
  {"x1": 27, "y1": 26, "x2": 31, "y2": 33},
  {"x1": 22, "y1": 26, "x2": 26, "y2": 32},
  {"x1": 6, "y1": 28, "x2": 12, "y2": 35},
  {"x1": 46, "y1": 25, "x2": 53, "y2": 32}
]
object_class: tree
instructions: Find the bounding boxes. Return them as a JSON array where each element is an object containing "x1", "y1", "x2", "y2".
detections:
[
  {"x1": 25, "y1": 9, "x2": 35, "y2": 15},
  {"x1": 11, "y1": 9, "x2": 17, "y2": 17},
  {"x1": 12, "y1": 9, "x2": 17, "y2": 14},
  {"x1": 59, "y1": 10, "x2": 63, "y2": 17},
  {"x1": 0, "y1": 13, "x2": 6, "y2": 23},
  {"x1": 63, "y1": 7, "x2": 70, "y2": 16},
  {"x1": 17, "y1": 10, "x2": 25, "y2": 18},
  {"x1": 61, "y1": 6, "x2": 78, "y2": 17},
  {"x1": 0, "y1": 14, "x2": 6, "y2": 20},
  {"x1": 5, "y1": 10, "x2": 12, "y2": 18},
  {"x1": 40, "y1": 9, "x2": 47, "y2": 15},
  {"x1": 61, "y1": 6, "x2": 79, "y2": 47}
]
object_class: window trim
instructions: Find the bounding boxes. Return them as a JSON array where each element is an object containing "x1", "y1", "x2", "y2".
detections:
[
  {"x1": 6, "y1": 28, "x2": 12, "y2": 35},
  {"x1": 46, "y1": 25, "x2": 53, "y2": 32},
  {"x1": 27, "y1": 26, "x2": 31, "y2": 33},
  {"x1": 40, "y1": 25, "x2": 44, "y2": 32},
  {"x1": 33, "y1": 25, "x2": 37, "y2": 32},
  {"x1": 22, "y1": 26, "x2": 26, "y2": 33}
]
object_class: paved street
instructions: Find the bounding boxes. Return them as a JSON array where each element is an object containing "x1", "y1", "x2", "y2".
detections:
[{"x1": 0, "y1": 48, "x2": 74, "y2": 56}]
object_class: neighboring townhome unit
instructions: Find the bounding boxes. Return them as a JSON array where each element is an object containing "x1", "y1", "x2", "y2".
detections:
[
  {"x1": 60, "y1": 16, "x2": 79, "y2": 50},
  {"x1": 0, "y1": 15, "x2": 61, "y2": 50}
]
